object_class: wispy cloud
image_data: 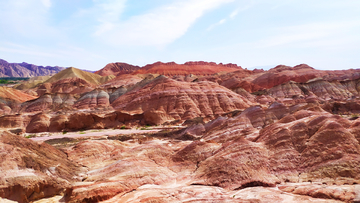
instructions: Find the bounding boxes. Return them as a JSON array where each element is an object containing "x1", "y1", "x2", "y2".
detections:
[
  {"x1": 94, "y1": 0, "x2": 234, "y2": 46},
  {"x1": 207, "y1": 1, "x2": 254, "y2": 31},
  {"x1": 207, "y1": 19, "x2": 227, "y2": 31},
  {"x1": 0, "y1": 0, "x2": 57, "y2": 38},
  {"x1": 230, "y1": 9, "x2": 240, "y2": 18},
  {"x1": 93, "y1": 0, "x2": 127, "y2": 35},
  {"x1": 0, "y1": 43, "x2": 60, "y2": 58},
  {"x1": 258, "y1": 20, "x2": 360, "y2": 48}
]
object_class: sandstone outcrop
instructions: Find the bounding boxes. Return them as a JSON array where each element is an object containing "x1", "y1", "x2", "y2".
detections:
[
  {"x1": 0, "y1": 114, "x2": 24, "y2": 129},
  {"x1": 26, "y1": 113, "x2": 51, "y2": 133}
]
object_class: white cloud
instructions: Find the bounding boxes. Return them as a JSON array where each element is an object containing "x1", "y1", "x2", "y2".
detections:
[
  {"x1": 94, "y1": 0, "x2": 234, "y2": 46},
  {"x1": 41, "y1": 0, "x2": 51, "y2": 8}
]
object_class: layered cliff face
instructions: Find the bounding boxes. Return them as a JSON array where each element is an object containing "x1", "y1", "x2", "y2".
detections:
[
  {"x1": 73, "y1": 89, "x2": 110, "y2": 109},
  {"x1": 20, "y1": 93, "x2": 78, "y2": 113},
  {"x1": 111, "y1": 76, "x2": 253, "y2": 125},
  {"x1": 0, "y1": 59, "x2": 64, "y2": 77}
]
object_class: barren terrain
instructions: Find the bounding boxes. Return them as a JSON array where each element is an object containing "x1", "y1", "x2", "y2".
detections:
[{"x1": 1, "y1": 61, "x2": 360, "y2": 202}]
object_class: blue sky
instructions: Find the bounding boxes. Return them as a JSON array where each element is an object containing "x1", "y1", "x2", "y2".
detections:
[{"x1": 0, "y1": 0, "x2": 359, "y2": 71}]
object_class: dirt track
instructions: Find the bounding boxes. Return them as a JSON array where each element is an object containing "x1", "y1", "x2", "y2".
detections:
[{"x1": 30, "y1": 129, "x2": 161, "y2": 141}]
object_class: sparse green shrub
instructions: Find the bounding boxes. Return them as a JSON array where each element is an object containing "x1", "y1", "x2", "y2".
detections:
[
  {"x1": 62, "y1": 131, "x2": 68, "y2": 134},
  {"x1": 120, "y1": 125, "x2": 126, "y2": 129},
  {"x1": 251, "y1": 90, "x2": 268, "y2": 96},
  {"x1": 25, "y1": 134, "x2": 36, "y2": 138}
]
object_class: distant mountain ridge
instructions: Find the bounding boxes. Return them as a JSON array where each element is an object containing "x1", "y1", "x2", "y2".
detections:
[
  {"x1": 0, "y1": 59, "x2": 65, "y2": 77},
  {"x1": 95, "y1": 62, "x2": 141, "y2": 76},
  {"x1": 96, "y1": 61, "x2": 243, "y2": 76}
]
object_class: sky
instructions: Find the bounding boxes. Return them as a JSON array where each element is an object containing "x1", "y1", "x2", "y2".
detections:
[{"x1": 0, "y1": 0, "x2": 359, "y2": 71}]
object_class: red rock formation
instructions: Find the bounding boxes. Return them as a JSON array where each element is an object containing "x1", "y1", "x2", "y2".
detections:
[
  {"x1": 26, "y1": 113, "x2": 50, "y2": 133},
  {"x1": 3, "y1": 61, "x2": 360, "y2": 202},
  {"x1": 49, "y1": 115, "x2": 68, "y2": 132},
  {"x1": 132, "y1": 61, "x2": 243, "y2": 76},
  {"x1": 95, "y1": 62, "x2": 141, "y2": 76},
  {"x1": 111, "y1": 76, "x2": 253, "y2": 125}
]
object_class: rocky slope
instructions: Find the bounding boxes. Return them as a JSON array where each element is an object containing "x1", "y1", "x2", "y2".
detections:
[
  {"x1": 59, "y1": 104, "x2": 360, "y2": 202},
  {"x1": 0, "y1": 86, "x2": 37, "y2": 116},
  {"x1": 0, "y1": 86, "x2": 36, "y2": 103},
  {"x1": 0, "y1": 131, "x2": 83, "y2": 203},
  {"x1": 0, "y1": 59, "x2": 64, "y2": 77}
]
